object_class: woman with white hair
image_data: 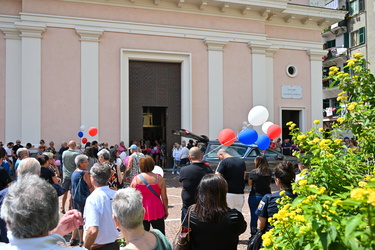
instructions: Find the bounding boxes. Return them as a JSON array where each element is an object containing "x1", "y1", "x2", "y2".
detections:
[
  {"x1": 112, "y1": 188, "x2": 171, "y2": 250},
  {"x1": 0, "y1": 175, "x2": 85, "y2": 249},
  {"x1": 98, "y1": 149, "x2": 121, "y2": 190}
]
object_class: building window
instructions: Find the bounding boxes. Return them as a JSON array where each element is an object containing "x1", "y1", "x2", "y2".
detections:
[
  {"x1": 349, "y1": 0, "x2": 364, "y2": 15},
  {"x1": 351, "y1": 27, "x2": 366, "y2": 47},
  {"x1": 286, "y1": 65, "x2": 298, "y2": 78},
  {"x1": 326, "y1": 39, "x2": 336, "y2": 49}
]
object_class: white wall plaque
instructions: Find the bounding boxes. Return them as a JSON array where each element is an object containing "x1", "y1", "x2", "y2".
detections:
[{"x1": 282, "y1": 85, "x2": 302, "y2": 99}]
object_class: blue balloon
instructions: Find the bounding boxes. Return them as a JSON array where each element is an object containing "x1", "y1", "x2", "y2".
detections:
[
  {"x1": 256, "y1": 134, "x2": 271, "y2": 150},
  {"x1": 78, "y1": 131, "x2": 84, "y2": 138},
  {"x1": 238, "y1": 129, "x2": 258, "y2": 145}
]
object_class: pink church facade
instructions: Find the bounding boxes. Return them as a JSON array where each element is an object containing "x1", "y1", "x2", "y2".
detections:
[{"x1": 0, "y1": 0, "x2": 345, "y2": 147}]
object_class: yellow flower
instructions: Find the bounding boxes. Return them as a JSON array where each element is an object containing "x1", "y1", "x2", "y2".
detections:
[
  {"x1": 313, "y1": 138, "x2": 320, "y2": 143},
  {"x1": 297, "y1": 134, "x2": 307, "y2": 140},
  {"x1": 280, "y1": 190, "x2": 285, "y2": 196},
  {"x1": 329, "y1": 66, "x2": 339, "y2": 72},
  {"x1": 358, "y1": 181, "x2": 367, "y2": 187},
  {"x1": 262, "y1": 231, "x2": 273, "y2": 246},
  {"x1": 351, "y1": 188, "x2": 369, "y2": 200},
  {"x1": 314, "y1": 120, "x2": 320, "y2": 124},
  {"x1": 318, "y1": 186, "x2": 326, "y2": 194},
  {"x1": 347, "y1": 59, "x2": 357, "y2": 66},
  {"x1": 289, "y1": 123, "x2": 296, "y2": 130},
  {"x1": 337, "y1": 95, "x2": 348, "y2": 101},
  {"x1": 286, "y1": 121, "x2": 293, "y2": 126},
  {"x1": 350, "y1": 102, "x2": 358, "y2": 106},
  {"x1": 364, "y1": 175, "x2": 371, "y2": 180},
  {"x1": 328, "y1": 71, "x2": 335, "y2": 76},
  {"x1": 318, "y1": 128, "x2": 324, "y2": 132},
  {"x1": 338, "y1": 91, "x2": 346, "y2": 96},
  {"x1": 337, "y1": 117, "x2": 345, "y2": 124},
  {"x1": 298, "y1": 179, "x2": 308, "y2": 186},
  {"x1": 368, "y1": 191, "x2": 375, "y2": 206},
  {"x1": 334, "y1": 138, "x2": 343, "y2": 144},
  {"x1": 348, "y1": 104, "x2": 355, "y2": 111},
  {"x1": 353, "y1": 75, "x2": 359, "y2": 80},
  {"x1": 353, "y1": 52, "x2": 364, "y2": 59},
  {"x1": 343, "y1": 73, "x2": 349, "y2": 77}
]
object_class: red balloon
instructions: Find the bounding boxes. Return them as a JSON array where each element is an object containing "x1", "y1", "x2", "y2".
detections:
[
  {"x1": 267, "y1": 124, "x2": 282, "y2": 139},
  {"x1": 88, "y1": 127, "x2": 98, "y2": 137},
  {"x1": 218, "y1": 129, "x2": 236, "y2": 146},
  {"x1": 82, "y1": 138, "x2": 88, "y2": 144}
]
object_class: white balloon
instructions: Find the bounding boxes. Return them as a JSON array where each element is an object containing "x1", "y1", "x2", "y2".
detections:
[
  {"x1": 262, "y1": 121, "x2": 274, "y2": 134},
  {"x1": 248, "y1": 106, "x2": 269, "y2": 126},
  {"x1": 152, "y1": 165, "x2": 164, "y2": 177},
  {"x1": 80, "y1": 125, "x2": 85, "y2": 131},
  {"x1": 242, "y1": 121, "x2": 248, "y2": 126}
]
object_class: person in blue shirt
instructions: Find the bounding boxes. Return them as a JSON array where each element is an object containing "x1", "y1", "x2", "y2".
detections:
[{"x1": 256, "y1": 161, "x2": 297, "y2": 232}]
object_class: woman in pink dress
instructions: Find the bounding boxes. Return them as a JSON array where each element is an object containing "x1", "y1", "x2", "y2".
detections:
[{"x1": 130, "y1": 155, "x2": 168, "y2": 235}]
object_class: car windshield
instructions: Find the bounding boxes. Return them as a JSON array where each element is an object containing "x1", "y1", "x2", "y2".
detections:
[{"x1": 205, "y1": 144, "x2": 248, "y2": 158}]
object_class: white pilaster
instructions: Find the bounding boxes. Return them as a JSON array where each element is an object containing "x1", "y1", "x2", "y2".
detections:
[
  {"x1": 248, "y1": 42, "x2": 270, "y2": 132},
  {"x1": 204, "y1": 39, "x2": 227, "y2": 140},
  {"x1": 0, "y1": 27, "x2": 21, "y2": 143},
  {"x1": 307, "y1": 49, "x2": 325, "y2": 125},
  {"x1": 265, "y1": 47, "x2": 278, "y2": 122},
  {"x1": 16, "y1": 22, "x2": 46, "y2": 144},
  {"x1": 76, "y1": 28, "x2": 103, "y2": 141}
]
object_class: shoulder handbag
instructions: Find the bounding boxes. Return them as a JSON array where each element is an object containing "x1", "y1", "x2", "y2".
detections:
[
  {"x1": 138, "y1": 174, "x2": 160, "y2": 198},
  {"x1": 247, "y1": 228, "x2": 263, "y2": 250},
  {"x1": 173, "y1": 206, "x2": 192, "y2": 250}
]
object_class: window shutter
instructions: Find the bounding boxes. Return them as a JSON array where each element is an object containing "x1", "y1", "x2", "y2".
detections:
[
  {"x1": 344, "y1": 32, "x2": 350, "y2": 48},
  {"x1": 359, "y1": 27, "x2": 365, "y2": 44}
]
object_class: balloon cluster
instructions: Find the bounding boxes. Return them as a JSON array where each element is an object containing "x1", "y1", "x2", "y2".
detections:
[
  {"x1": 218, "y1": 106, "x2": 282, "y2": 150},
  {"x1": 77, "y1": 125, "x2": 99, "y2": 144}
]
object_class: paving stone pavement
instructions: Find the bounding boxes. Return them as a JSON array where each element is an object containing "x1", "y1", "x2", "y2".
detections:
[{"x1": 60, "y1": 171, "x2": 278, "y2": 249}]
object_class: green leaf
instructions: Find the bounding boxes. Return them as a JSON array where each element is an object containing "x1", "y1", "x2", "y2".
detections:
[{"x1": 345, "y1": 215, "x2": 362, "y2": 239}]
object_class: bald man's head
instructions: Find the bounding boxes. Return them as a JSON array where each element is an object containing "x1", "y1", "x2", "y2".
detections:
[{"x1": 188, "y1": 147, "x2": 203, "y2": 161}]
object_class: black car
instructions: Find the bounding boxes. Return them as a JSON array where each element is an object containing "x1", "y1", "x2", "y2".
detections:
[{"x1": 172, "y1": 129, "x2": 298, "y2": 176}]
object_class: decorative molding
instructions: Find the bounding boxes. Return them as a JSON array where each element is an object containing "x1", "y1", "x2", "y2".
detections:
[
  {"x1": 57, "y1": 0, "x2": 346, "y2": 27},
  {"x1": 0, "y1": 27, "x2": 21, "y2": 40},
  {"x1": 260, "y1": 8, "x2": 271, "y2": 17},
  {"x1": 267, "y1": 12, "x2": 276, "y2": 21},
  {"x1": 199, "y1": 1, "x2": 208, "y2": 10},
  {"x1": 307, "y1": 49, "x2": 326, "y2": 61},
  {"x1": 75, "y1": 28, "x2": 104, "y2": 42},
  {"x1": 248, "y1": 41, "x2": 271, "y2": 54},
  {"x1": 177, "y1": 0, "x2": 184, "y2": 8},
  {"x1": 301, "y1": 17, "x2": 313, "y2": 25},
  {"x1": 15, "y1": 22, "x2": 46, "y2": 38},
  {"x1": 317, "y1": 18, "x2": 330, "y2": 27},
  {"x1": 242, "y1": 6, "x2": 251, "y2": 15},
  {"x1": 221, "y1": 3, "x2": 230, "y2": 13},
  {"x1": 204, "y1": 39, "x2": 228, "y2": 51},
  {"x1": 265, "y1": 46, "x2": 279, "y2": 57},
  {"x1": 284, "y1": 14, "x2": 295, "y2": 23}
]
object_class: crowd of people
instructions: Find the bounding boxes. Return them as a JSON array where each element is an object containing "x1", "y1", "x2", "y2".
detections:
[{"x1": 0, "y1": 136, "x2": 309, "y2": 250}]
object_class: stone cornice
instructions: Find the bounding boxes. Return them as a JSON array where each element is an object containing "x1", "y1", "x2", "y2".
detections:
[
  {"x1": 248, "y1": 41, "x2": 272, "y2": 54},
  {"x1": 0, "y1": 27, "x2": 21, "y2": 40},
  {"x1": 75, "y1": 27, "x2": 104, "y2": 42},
  {"x1": 60, "y1": 0, "x2": 346, "y2": 28},
  {"x1": 15, "y1": 22, "x2": 46, "y2": 38},
  {"x1": 307, "y1": 49, "x2": 326, "y2": 61},
  {"x1": 204, "y1": 39, "x2": 228, "y2": 51}
]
